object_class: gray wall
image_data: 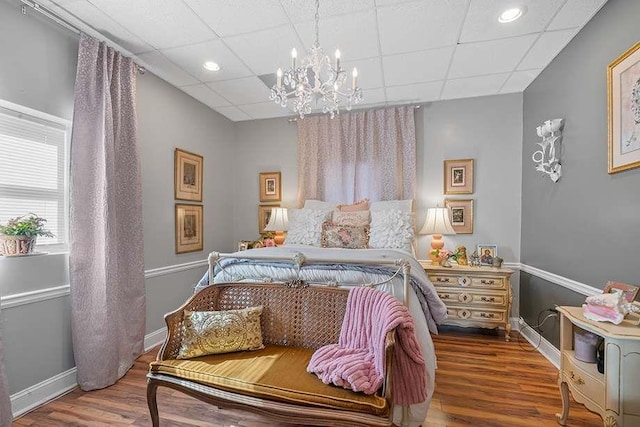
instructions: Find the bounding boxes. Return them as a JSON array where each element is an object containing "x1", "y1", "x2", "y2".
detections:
[
  {"x1": 0, "y1": 0, "x2": 236, "y2": 396},
  {"x1": 521, "y1": 0, "x2": 640, "y2": 346},
  {"x1": 234, "y1": 95, "x2": 524, "y2": 315}
]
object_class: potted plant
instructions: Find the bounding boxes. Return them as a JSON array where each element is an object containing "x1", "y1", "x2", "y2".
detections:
[{"x1": 0, "y1": 213, "x2": 54, "y2": 256}]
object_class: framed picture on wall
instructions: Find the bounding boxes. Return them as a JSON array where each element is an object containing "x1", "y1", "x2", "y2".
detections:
[
  {"x1": 175, "y1": 204, "x2": 203, "y2": 253},
  {"x1": 175, "y1": 148, "x2": 203, "y2": 201},
  {"x1": 444, "y1": 159, "x2": 474, "y2": 194},
  {"x1": 444, "y1": 199, "x2": 474, "y2": 234},
  {"x1": 608, "y1": 40, "x2": 640, "y2": 174},
  {"x1": 258, "y1": 204, "x2": 279, "y2": 235},
  {"x1": 259, "y1": 172, "x2": 281, "y2": 202},
  {"x1": 477, "y1": 244, "x2": 497, "y2": 266},
  {"x1": 603, "y1": 281, "x2": 639, "y2": 303}
]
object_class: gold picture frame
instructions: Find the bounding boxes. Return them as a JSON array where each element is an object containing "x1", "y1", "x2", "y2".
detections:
[
  {"x1": 175, "y1": 204, "x2": 203, "y2": 254},
  {"x1": 444, "y1": 199, "x2": 474, "y2": 234},
  {"x1": 603, "y1": 281, "x2": 639, "y2": 303},
  {"x1": 258, "y1": 204, "x2": 279, "y2": 235},
  {"x1": 259, "y1": 172, "x2": 281, "y2": 202},
  {"x1": 444, "y1": 159, "x2": 474, "y2": 194},
  {"x1": 175, "y1": 148, "x2": 203, "y2": 201},
  {"x1": 608, "y1": 40, "x2": 640, "y2": 174}
]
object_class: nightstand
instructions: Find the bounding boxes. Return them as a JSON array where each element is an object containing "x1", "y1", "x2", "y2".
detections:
[
  {"x1": 556, "y1": 306, "x2": 640, "y2": 426},
  {"x1": 420, "y1": 261, "x2": 514, "y2": 341}
]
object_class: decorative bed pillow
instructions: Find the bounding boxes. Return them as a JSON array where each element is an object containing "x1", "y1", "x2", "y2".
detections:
[
  {"x1": 331, "y1": 210, "x2": 370, "y2": 227},
  {"x1": 285, "y1": 209, "x2": 332, "y2": 246},
  {"x1": 177, "y1": 306, "x2": 264, "y2": 359},
  {"x1": 336, "y1": 198, "x2": 370, "y2": 212},
  {"x1": 321, "y1": 222, "x2": 369, "y2": 249},
  {"x1": 368, "y1": 209, "x2": 415, "y2": 254},
  {"x1": 303, "y1": 199, "x2": 336, "y2": 211}
]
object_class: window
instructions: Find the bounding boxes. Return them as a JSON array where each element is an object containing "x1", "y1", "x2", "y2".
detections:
[{"x1": 0, "y1": 100, "x2": 70, "y2": 253}]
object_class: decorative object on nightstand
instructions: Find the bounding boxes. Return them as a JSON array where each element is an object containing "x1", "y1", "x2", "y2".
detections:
[
  {"x1": 454, "y1": 245, "x2": 468, "y2": 265},
  {"x1": 419, "y1": 206, "x2": 456, "y2": 265},
  {"x1": 263, "y1": 207, "x2": 288, "y2": 246},
  {"x1": 420, "y1": 262, "x2": 514, "y2": 341},
  {"x1": 556, "y1": 306, "x2": 640, "y2": 426},
  {"x1": 477, "y1": 244, "x2": 497, "y2": 266}
]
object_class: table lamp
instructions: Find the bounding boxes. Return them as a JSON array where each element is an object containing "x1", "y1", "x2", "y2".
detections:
[
  {"x1": 264, "y1": 207, "x2": 288, "y2": 246},
  {"x1": 419, "y1": 206, "x2": 456, "y2": 262}
]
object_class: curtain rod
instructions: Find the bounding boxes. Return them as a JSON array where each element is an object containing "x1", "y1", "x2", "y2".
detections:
[
  {"x1": 287, "y1": 104, "x2": 421, "y2": 123},
  {"x1": 20, "y1": 0, "x2": 146, "y2": 74}
]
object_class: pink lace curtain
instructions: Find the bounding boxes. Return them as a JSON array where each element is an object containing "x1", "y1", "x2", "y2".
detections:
[
  {"x1": 69, "y1": 34, "x2": 145, "y2": 390},
  {"x1": 297, "y1": 106, "x2": 416, "y2": 205}
]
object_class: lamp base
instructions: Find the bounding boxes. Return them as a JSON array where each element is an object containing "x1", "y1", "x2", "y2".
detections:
[
  {"x1": 429, "y1": 234, "x2": 445, "y2": 263},
  {"x1": 273, "y1": 231, "x2": 285, "y2": 246}
]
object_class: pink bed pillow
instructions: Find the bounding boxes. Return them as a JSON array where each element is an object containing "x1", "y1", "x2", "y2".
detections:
[{"x1": 336, "y1": 198, "x2": 370, "y2": 212}]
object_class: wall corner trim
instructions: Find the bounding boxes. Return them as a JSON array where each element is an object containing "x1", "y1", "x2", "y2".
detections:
[{"x1": 507, "y1": 262, "x2": 601, "y2": 297}]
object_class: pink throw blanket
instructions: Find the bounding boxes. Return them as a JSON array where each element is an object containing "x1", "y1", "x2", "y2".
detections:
[{"x1": 307, "y1": 286, "x2": 427, "y2": 405}]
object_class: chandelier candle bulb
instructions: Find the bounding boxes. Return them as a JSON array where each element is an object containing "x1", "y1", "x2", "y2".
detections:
[
  {"x1": 291, "y1": 48, "x2": 297, "y2": 69},
  {"x1": 276, "y1": 68, "x2": 282, "y2": 89},
  {"x1": 335, "y1": 49, "x2": 341, "y2": 70},
  {"x1": 352, "y1": 68, "x2": 358, "y2": 89}
]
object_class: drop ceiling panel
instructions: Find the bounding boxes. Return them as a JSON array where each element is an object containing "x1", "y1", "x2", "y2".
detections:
[
  {"x1": 517, "y1": 29, "x2": 579, "y2": 71},
  {"x1": 377, "y1": 0, "x2": 468, "y2": 55},
  {"x1": 87, "y1": 0, "x2": 217, "y2": 49},
  {"x1": 442, "y1": 73, "x2": 510, "y2": 99},
  {"x1": 162, "y1": 40, "x2": 251, "y2": 82},
  {"x1": 279, "y1": 0, "x2": 375, "y2": 24},
  {"x1": 225, "y1": 26, "x2": 307, "y2": 76},
  {"x1": 385, "y1": 81, "x2": 443, "y2": 103},
  {"x1": 294, "y1": 10, "x2": 380, "y2": 60},
  {"x1": 548, "y1": 0, "x2": 607, "y2": 30},
  {"x1": 500, "y1": 69, "x2": 541, "y2": 93},
  {"x1": 180, "y1": 84, "x2": 231, "y2": 108},
  {"x1": 136, "y1": 51, "x2": 199, "y2": 87},
  {"x1": 57, "y1": 1, "x2": 153, "y2": 54},
  {"x1": 448, "y1": 34, "x2": 537, "y2": 79},
  {"x1": 185, "y1": 0, "x2": 290, "y2": 37},
  {"x1": 460, "y1": 0, "x2": 563, "y2": 43},
  {"x1": 341, "y1": 57, "x2": 384, "y2": 91},
  {"x1": 214, "y1": 106, "x2": 252, "y2": 121},
  {"x1": 207, "y1": 77, "x2": 271, "y2": 105},
  {"x1": 239, "y1": 102, "x2": 293, "y2": 120},
  {"x1": 383, "y1": 47, "x2": 454, "y2": 86}
]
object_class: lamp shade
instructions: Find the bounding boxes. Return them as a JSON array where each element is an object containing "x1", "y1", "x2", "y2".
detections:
[
  {"x1": 419, "y1": 207, "x2": 456, "y2": 236},
  {"x1": 264, "y1": 207, "x2": 289, "y2": 232}
]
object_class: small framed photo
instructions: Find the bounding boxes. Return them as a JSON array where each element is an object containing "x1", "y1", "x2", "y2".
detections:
[
  {"x1": 238, "y1": 241, "x2": 249, "y2": 251},
  {"x1": 258, "y1": 204, "x2": 279, "y2": 235},
  {"x1": 444, "y1": 159, "x2": 474, "y2": 194},
  {"x1": 603, "y1": 281, "x2": 639, "y2": 303},
  {"x1": 608, "y1": 40, "x2": 640, "y2": 174},
  {"x1": 444, "y1": 199, "x2": 474, "y2": 234},
  {"x1": 175, "y1": 204, "x2": 203, "y2": 254},
  {"x1": 175, "y1": 148, "x2": 203, "y2": 202},
  {"x1": 477, "y1": 244, "x2": 497, "y2": 266},
  {"x1": 259, "y1": 172, "x2": 281, "y2": 202}
]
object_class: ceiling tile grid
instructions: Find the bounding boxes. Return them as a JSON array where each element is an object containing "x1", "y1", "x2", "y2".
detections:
[{"x1": 41, "y1": 0, "x2": 609, "y2": 121}]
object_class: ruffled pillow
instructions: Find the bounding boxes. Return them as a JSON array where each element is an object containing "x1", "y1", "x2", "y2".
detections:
[
  {"x1": 331, "y1": 210, "x2": 370, "y2": 227},
  {"x1": 321, "y1": 222, "x2": 369, "y2": 249},
  {"x1": 177, "y1": 306, "x2": 264, "y2": 359},
  {"x1": 369, "y1": 209, "x2": 415, "y2": 254},
  {"x1": 285, "y1": 209, "x2": 332, "y2": 246}
]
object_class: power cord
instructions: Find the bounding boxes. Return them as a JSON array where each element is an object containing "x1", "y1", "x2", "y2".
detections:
[{"x1": 517, "y1": 308, "x2": 558, "y2": 351}]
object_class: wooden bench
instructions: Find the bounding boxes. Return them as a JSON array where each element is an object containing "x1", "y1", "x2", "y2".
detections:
[{"x1": 147, "y1": 282, "x2": 396, "y2": 426}]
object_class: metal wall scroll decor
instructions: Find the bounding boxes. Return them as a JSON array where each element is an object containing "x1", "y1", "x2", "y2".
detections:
[{"x1": 533, "y1": 118, "x2": 564, "y2": 182}]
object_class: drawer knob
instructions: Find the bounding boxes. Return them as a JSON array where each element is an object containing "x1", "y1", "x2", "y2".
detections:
[
  {"x1": 441, "y1": 294, "x2": 450, "y2": 300},
  {"x1": 458, "y1": 309, "x2": 471, "y2": 319},
  {"x1": 458, "y1": 276, "x2": 470, "y2": 286},
  {"x1": 481, "y1": 296, "x2": 496, "y2": 303},
  {"x1": 459, "y1": 293, "x2": 472, "y2": 303},
  {"x1": 436, "y1": 277, "x2": 450, "y2": 283},
  {"x1": 480, "y1": 312, "x2": 495, "y2": 318},
  {"x1": 569, "y1": 370, "x2": 585, "y2": 385},
  {"x1": 481, "y1": 279, "x2": 495, "y2": 285}
]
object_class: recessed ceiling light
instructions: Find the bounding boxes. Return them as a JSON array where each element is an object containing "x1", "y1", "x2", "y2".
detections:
[
  {"x1": 203, "y1": 61, "x2": 221, "y2": 71},
  {"x1": 498, "y1": 7, "x2": 525, "y2": 23}
]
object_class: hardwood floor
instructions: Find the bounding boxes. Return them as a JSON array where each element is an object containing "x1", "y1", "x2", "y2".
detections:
[{"x1": 15, "y1": 329, "x2": 602, "y2": 427}]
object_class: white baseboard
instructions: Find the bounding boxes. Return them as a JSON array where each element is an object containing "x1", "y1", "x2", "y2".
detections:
[
  {"x1": 11, "y1": 327, "x2": 167, "y2": 419},
  {"x1": 518, "y1": 320, "x2": 560, "y2": 369},
  {"x1": 10, "y1": 367, "x2": 77, "y2": 418}
]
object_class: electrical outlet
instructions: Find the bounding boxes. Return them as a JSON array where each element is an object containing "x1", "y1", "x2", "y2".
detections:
[
  {"x1": 518, "y1": 316, "x2": 525, "y2": 326},
  {"x1": 550, "y1": 304, "x2": 559, "y2": 313}
]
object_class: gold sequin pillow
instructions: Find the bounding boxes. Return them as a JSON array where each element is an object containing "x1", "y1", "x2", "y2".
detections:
[{"x1": 177, "y1": 306, "x2": 264, "y2": 359}]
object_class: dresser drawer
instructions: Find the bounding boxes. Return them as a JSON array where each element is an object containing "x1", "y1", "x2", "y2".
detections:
[
  {"x1": 444, "y1": 307, "x2": 506, "y2": 323},
  {"x1": 562, "y1": 352, "x2": 604, "y2": 409},
  {"x1": 437, "y1": 289, "x2": 507, "y2": 307},
  {"x1": 428, "y1": 273, "x2": 506, "y2": 290}
]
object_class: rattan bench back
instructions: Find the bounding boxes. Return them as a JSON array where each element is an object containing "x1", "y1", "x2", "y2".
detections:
[{"x1": 160, "y1": 283, "x2": 349, "y2": 360}]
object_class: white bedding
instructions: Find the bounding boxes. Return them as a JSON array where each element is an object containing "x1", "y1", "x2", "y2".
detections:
[{"x1": 196, "y1": 245, "x2": 447, "y2": 427}]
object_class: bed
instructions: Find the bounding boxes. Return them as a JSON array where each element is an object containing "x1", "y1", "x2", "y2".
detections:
[{"x1": 196, "y1": 244, "x2": 447, "y2": 427}]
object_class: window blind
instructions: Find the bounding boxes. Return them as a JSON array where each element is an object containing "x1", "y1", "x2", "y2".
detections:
[{"x1": 0, "y1": 102, "x2": 70, "y2": 252}]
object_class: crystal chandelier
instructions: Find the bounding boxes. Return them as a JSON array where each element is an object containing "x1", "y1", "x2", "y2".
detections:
[{"x1": 269, "y1": 0, "x2": 363, "y2": 119}]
